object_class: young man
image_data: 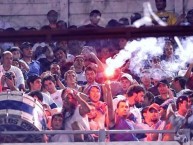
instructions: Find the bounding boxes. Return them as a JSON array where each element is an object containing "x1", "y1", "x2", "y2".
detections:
[
  {"x1": 42, "y1": 75, "x2": 64, "y2": 108},
  {"x1": 27, "y1": 75, "x2": 57, "y2": 109},
  {"x1": 80, "y1": 10, "x2": 103, "y2": 28},
  {"x1": 126, "y1": 85, "x2": 145, "y2": 123},
  {"x1": 20, "y1": 42, "x2": 41, "y2": 77},
  {"x1": 155, "y1": 0, "x2": 177, "y2": 25},
  {"x1": 110, "y1": 100, "x2": 138, "y2": 141},
  {"x1": 154, "y1": 79, "x2": 174, "y2": 105}
]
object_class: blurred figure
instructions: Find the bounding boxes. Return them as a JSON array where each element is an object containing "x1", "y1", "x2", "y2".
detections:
[
  {"x1": 47, "y1": 10, "x2": 58, "y2": 29},
  {"x1": 155, "y1": 0, "x2": 177, "y2": 25}
]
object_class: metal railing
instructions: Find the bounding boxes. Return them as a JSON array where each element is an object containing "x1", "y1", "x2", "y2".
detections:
[{"x1": 0, "y1": 129, "x2": 191, "y2": 143}]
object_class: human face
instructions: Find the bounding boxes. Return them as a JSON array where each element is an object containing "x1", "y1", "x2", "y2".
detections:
[
  {"x1": 30, "y1": 79, "x2": 42, "y2": 91},
  {"x1": 87, "y1": 105, "x2": 97, "y2": 119},
  {"x1": 22, "y1": 47, "x2": 33, "y2": 58},
  {"x1": 12, "y1": 50, "x2": 21, "y2": 59},
  {"x1": 51, "y1": 116, "x2": 63, "y2": 130},
  {"x1": 47, "y1": 11, "x2": 58, "y2": 24},
  {"x1": 171, "y1": 80, "x2": 180, "y2": 92},
  {"x1": 164, "y1": 43, "x2": 174, "y2": 57},
  {"x1": 2, "y1": 52, "x2": 13, "y2": 67},
  {"x1": 65, "y1": 71, "x2": 77, "y2": 85},
  {"x1": 43, "y1": 80, "x2": 56, "y2": 94},
  {"x1": 89, "y1": 86, "x2": 101, "y2": 103},
  {"x1": 73, "y1": 57, "x2": 84, "y2": 71},
  {"x1": 62, "y1": 93, "x2": 77, "y2": 110},
  {"x1": 120, "y1": 78, "x2": 131, "y2": 91},
  {"x1": 155, "y1": 0, "x2": 166, "y2": 11},
  {"x1": 140, "y1": 74, "x2": 151, "y2": 87},
  {"x1": 119, "y1": 38, "x2": 127, "y2": 49},
  {"x1": 85, "y1": 70, "x2": 96, "y2": 84},
  {"x1": 90, "y1": 14, "x2": 100, "y2": 25},
  {"x1": 147, "y1": 108, "x2": 160, "y2": 123},
  {"x1": 116, "y1": 102, "x2": 129, "y2": 118},
  {"x1": 55, "y1": 50, "x2": 66, "y2": 62},
  {"x1": 135, "y1": 91, "x2": 145, "y2": 104},
  {"x1": 179, "y1": 100, "x2": 189, "y2": 114},
  {"x1": 50, "y1": 64, "x2": 61, "y2": 76},
  {"x1": 158, "y1": 83, "x2": 169, "y2": 95},
  {"x1": 101, "y1": 48, "x2": 110, "y2": 59}
]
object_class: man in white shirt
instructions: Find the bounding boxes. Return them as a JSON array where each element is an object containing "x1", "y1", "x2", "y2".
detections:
[
  {"x1": 42, "y1": 75, "x2": 63, "y2": 108},
  {"x1": 0, "y1": 51, "x2": 25, "y2": 91}
]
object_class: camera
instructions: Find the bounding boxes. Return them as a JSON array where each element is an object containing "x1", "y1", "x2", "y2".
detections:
[{"x1": 5, "y1": 72, "x2": 14, "y2": 80}]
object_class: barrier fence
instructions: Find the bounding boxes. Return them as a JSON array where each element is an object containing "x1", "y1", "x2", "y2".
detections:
[{"x1": 0, "y1": 129, "x2": 192, "y2": 144}]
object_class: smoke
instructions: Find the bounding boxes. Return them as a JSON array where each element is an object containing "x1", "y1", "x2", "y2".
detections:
[
  {"x1": 106, "y1": 37, "x2": 164, "y2": 75},
  {"x1": 105, "y1": 2, "x2": 193, "y2": 80}
]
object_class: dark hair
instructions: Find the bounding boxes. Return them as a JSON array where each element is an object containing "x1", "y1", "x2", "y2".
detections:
[
  {"x1": 90, "y1": 10, "x2": 101, "y2": 17},
  {"x1": 54, "y1": 47, "x2": 67, "y2": 58},
  {"x1": 27, "y1": 75, "x2": 41, "y2": 90},
  {"x1": 126, "y1": 85, "x2": 145, "y2": 97},
  {"x1": 42, "y1": 75, "x2": 56, "y2": 87},
  {"x1": 173, "y1": 76, "x2": 187, "y2": 89},
  {"x1": 119, "y1": 17, "x2": 130, "y2": 25},
  {"x1": 130, "y1": 12, "x2": 142, "y2": 24},
  {"x1": 28, "y1": 90, "x2": 43, "y2": 102},
  {"x1": 85, "y1": 66, "x2": 97, "y2": 74},
  {"x1": 20, "y1": 42, "x2": 33, "y2": 50},
  {"x1": 52, "y1": 113, "x2": 63, "y2": 122},
  {"x1": 106, "y1": 19, "x2": 122, "y2": 28},
  {"x1": 47, "y1": 10, "x2": 58, "y2": 17},
  {"x1": 57, "y1": 20, "x2": 67, "y2": 29},
  {"x1": 176, "y1": 95, "x2": 188, "y2": 110},
  {"x1": 117, "y1": 99, "x2": 127, "y2": 108}
]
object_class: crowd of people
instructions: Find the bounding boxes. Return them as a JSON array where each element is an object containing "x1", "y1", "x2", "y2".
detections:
[{"x1": 0, "y1": 0, "x2": 193, "y2": 143}]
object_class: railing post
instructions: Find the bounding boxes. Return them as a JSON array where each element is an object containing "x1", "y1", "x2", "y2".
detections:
[{"x1": 98, "y1": 129, "x2": 106, "y2": 142}]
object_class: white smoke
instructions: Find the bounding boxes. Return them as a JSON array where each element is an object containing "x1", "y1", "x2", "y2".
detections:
[{"x1": 105, "y1": 2, "x2": 193, "y2": 79}]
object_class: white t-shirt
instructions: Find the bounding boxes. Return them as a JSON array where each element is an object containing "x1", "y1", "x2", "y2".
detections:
[
  {"x1": 0, "y1": 65, "x2": 25, "y2": 88},
  {"x1": 50, "y1": 89, "x2": 63, "y2": 108},
  {"x1": 42, "y1": 92, "x2": 57, "y2": 109},
  {"x1": 65, "y1": 106, "x2": 90, "y2": 142}
]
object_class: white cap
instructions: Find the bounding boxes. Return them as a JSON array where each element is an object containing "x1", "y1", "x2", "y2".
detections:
[{"x1": 120, "y1": 73, "x2": 133, "y2": 83}]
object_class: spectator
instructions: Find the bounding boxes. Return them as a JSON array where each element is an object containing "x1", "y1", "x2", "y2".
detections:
[
  {"x1": 56, "y1": 20, "x2": 67, "y2": 30},
  {"x1": 154, "y1": 0, "x2": 177, "y2": 25},
  {"x1": 73, "y1": 55, "x2": 87, "y2": 86},
  {"x1": 0, "y1": 51, "x2": 25, "y2": 91},
  {"x1": 20, "y1": 42, "x2": 42, "y2": 77},
  {"x1": 47, "y1": 10, "x2": 58, "y2": 29},
  {"x1": 42, "y1": 75, "x2": 64, "y2": 108},
  {"x1": 154, "y1": 79, "x2": 174, "y2": 105},
  {"x1": 61, "y1": 88, "x2": 91, "y2": 142},
  {"x1": 49, "y1": 113, "x2": 70, "y2": 142},
  {"x1": 110, "y1": 100, "x2": 138, "y2": 141},
  {"x1": 171, "y1": 76, "x2": 187, "y2": 97},
  {"x1": 80, "y1": 9, "x2": 103, "y2": 28},
  {"x1": 27, "y1": 74, "x2": 57, "y2": 110},
  {"x1": 126, "y1": 85, "x2": 145, "y2": 123},
  {"x1": 145, "y1": 103, "x2": 165, "y2": 141},
  {"x1": 186, "y1": 9, "x2": 193, "y2": 25}
]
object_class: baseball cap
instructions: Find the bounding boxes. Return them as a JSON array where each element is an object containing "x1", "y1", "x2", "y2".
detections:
[
  {"x1": 20, "y1": 42, "x2": 33, "y2": 50},
  {"x1": 120, "y1": 73, "x2": 133, "y2": 83},
  {"x1": 9, "y1": 46, "x2": 20, "y2": 52},
  {"x1": 157, "y1": 79, "x2": 169, "y2": 87},
  {"x1": 148, "y1": 103, "x2": 160, "y2": 111}
]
